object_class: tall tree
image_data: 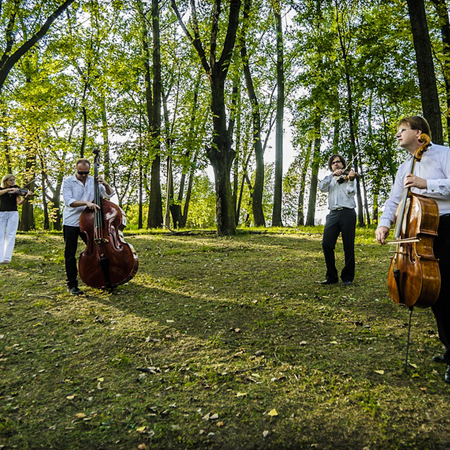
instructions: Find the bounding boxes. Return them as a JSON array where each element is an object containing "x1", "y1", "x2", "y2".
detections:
[
  {"x1": 148, "y1": 0, "x2": 163, "y2": 228},
  {"x1": 172, "y1": 0, "x2": 241, "y2": 236},
  {"x1": 430, "y1": 0, "x2": 450, "y2": 139},
  {"x1": 271, "y1": 0, "x2": 284, "y2": 227},
  {"x1": 240, "y1": 0, "x2": 265, "y2": 226},
  {"x1": 406, "y1": 0, "x2": 443, "y2": 143}
]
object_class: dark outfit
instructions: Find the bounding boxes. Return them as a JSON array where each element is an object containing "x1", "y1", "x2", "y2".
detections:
[
  {"x1": 322, "y1": 208, "x2": 356, "y2": 283},
  {"x1": 63, "y1": 225, "x2": 87, "y2": 289},
  {"x1": 432, "y1": 215, "x2": 450, "y2": 364},
  {"x1": 319, "y1": 173, "x2": 357, "y2": 283},
  {"x1": 0, "y1": 186, "x2": 19, "y2": 211}
]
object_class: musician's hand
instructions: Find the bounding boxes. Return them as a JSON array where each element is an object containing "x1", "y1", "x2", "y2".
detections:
[
  {"x1": 375, "y1": 226, "x2": 390, "y2": 245},
  {"x1": 86, "y1": 201, "x2": 100, "y2": 211},
  {"x1": 333, "y1": 169, "x2": 344, "y2": 176},
  {"x1": 96, "y1": 176, "x2": 111, "y2": 189},
  {"x1": 404, "y1": 173, "x2": 427, "y2": 189},
  {"x1": 348, "y1": 170, "x2": 356, "y2": 181}
]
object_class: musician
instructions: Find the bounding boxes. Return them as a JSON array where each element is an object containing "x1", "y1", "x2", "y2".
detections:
[
  {"x1": 375, "y1": 115, "x2": 450, "y2": 383},
  {"x1": 62, "y1": 159, "x2": 114, "y2": 295},
  {"x1": 0, "y1": 174, "x2": 32, "y2": 264},
  {"x1": 319, "y1": 154, "x2": 357, "y2": 286}
]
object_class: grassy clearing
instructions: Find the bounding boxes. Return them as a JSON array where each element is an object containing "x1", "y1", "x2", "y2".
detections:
[{"x1": 1, "y1": 227, "x2": 450, "y2": 449}]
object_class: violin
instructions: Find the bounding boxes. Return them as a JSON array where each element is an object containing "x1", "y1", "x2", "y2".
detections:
[
  {"x1": 17, "y1": 188, "x2": 33, "y2": 196},
  {"x1": 387, "y1": 133, "x2": 440, "y2": 308},
  {"x1": 334, "y1": 169, "x2": 360, "y2": 184}
]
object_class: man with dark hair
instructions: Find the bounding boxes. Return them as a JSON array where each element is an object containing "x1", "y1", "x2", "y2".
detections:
[
  {"x1": 62, "y1": 159, "x2": 114, "y2": 295},
  {"x1": 376, "y1": 115, "x2": 450, "y2": 383},
  {"x1": 319, "y1": 154, "x2": 357, "y2": 286}
]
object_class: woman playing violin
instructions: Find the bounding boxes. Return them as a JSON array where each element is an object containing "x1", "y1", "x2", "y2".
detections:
[
  {"x1": 0, "y1": 174, "x2": 33, "y2": 264},
  {"x1": 376, "y1": 116, "x2": 450, "y2": 384},
  {"x1": 318, "y1": 154, "x2": 357, "y2": 286}
]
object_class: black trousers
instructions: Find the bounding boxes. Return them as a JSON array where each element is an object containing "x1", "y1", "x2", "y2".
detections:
[
  {"x1": 63, "y1": 225, "x2": 87, "y2": 288},
  {"x1": 322, "y1": 208, "x2": 356, "y2": 283},
  {"x1": 432, "y1": 214, "x2": 450, "y2": 364}
]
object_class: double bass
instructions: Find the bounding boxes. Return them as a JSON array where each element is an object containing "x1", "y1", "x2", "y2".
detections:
[
  {"x1": 79, "y1": 149, "x2": 138, "y2": 289},
  {"x1": 387, "y1": 133, "x2": 440, "y2": 308}
]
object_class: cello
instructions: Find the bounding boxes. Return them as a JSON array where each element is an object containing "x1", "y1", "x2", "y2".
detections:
[
  {"x1": 78, "y1": 149, "x2": 138, "y2": 289},
  {"x1": 387, "y1": 133, "x2": 440, "y2": 308}
]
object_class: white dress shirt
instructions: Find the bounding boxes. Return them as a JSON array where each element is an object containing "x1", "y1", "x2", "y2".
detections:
[
  {"x1": 319, "y1": 174, "x2": 356, "y2": 210},
  {"x1": 379, "y1": 143, "x2": 450, "y2": 228},
  {"x1": 62, "y1": 174, "x2": 114, "y2": 227}
]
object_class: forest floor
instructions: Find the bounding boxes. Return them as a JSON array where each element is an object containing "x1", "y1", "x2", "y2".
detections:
[{"x1": 1, "y1": 227, "x2": 450, "y2": 450}]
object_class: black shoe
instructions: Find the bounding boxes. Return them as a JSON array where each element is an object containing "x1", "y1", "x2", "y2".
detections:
[
  {"x1": 342, "y1": 281, "x2": 352, "y2": 286},
  {"x1": 432, "y1": 355, "x2": 445, "y2": 363},
  {"x1": 320, "y1": 279, "x2": 338, "y2": 285},
  {"x1": 69, "y1": 286, "x2": 84, "y2": 295},
  {"x1": 445, "y1": 365, "x2": 450, "y2": 384}
]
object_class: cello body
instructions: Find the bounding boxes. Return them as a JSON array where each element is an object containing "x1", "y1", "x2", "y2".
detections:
[
  {"x1": 79, "y1": 199, "x2": 138, "y2": 289},
  {"x1": 388, "y1": 197, "x2": 440, "y2": 308}
]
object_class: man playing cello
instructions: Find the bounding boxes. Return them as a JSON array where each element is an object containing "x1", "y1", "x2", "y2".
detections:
[
  {"x1": 375, "y1": 116, "x2": 450, "y2": 383},
  {"x1": 62, "y1": 159, "x2": 114, "y2": 295}
]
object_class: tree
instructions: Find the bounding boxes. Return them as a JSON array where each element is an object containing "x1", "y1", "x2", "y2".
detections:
[
  {"x1": 239, "y1": 0, "x2": 265, "y2": 226},
  {"x1": 172, "y1": 0, "x2": 241, "y2": 236},
  {"x1": 271, "y1": 0, "x2": 284, "y2": 227},
  {"x1": 406, "y1": 0, "x2": 443, "y2": 143},
  {"x1": 0, "y1": 0, "x2": 77, "y2": 92}
]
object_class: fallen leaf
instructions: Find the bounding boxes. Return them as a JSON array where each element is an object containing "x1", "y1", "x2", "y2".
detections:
[
  {"x1": 236, "y1": 392, "x2": 247, "y2": 397},
  {"x1": 374, "y1": 370, "x2": 385, "y2": 375},
  {"x1": 216, "y1": 421, "x2": 224, "y2": 427},
  {"x1": 75, "y1": 413, "x2": 86, "y2": 419},
  {"x1": 138, "y1": 444, "x2": 147, "y2": 450},
  {"x1": 136, "y1": 426, "x2": 147, "y2": 433},
  {"x1": 263, "y1": 430, "x2": 269, "y2": 438},
  {"x1": 267, "y1": 409, "x2": 278, "y2": 417},
  {"x1": 66, "y1": 395, "x2": 77, "y2": 400}
]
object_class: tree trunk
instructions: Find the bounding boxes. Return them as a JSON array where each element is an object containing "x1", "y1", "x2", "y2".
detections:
[
  {"x1": 272, "y1": 2, "x2": 284, "y2": 227},
  {"x1": 306, "y1": 115, "x2": 321, "y2": 226},
  {"x1": 19, "y1": 155, "x2": 35, "y2": 231},
  {"x1": 430, "y1": 0, "x2": 450, "y2": 138},
  {"x1": 297, "y1": 140, "x2": 313, "y2": 226},
  {"x1": 147, "y1": 0, "x2": 163, "y2": 228},
  {"x1": 241, "y1": 0, "x2": 265, "y2": 226},
  {"x1": 407, "y1": 0, "x2": 443, "y2": 144}
]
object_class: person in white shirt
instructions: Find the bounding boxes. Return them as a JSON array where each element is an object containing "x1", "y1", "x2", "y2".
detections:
[
  {"x1": 319, "y1": 154, "x2": 357, "y2": 286},
  {"x1": 62, "y1": 159, "x2": 114, "y2": 295},
  {"x1": 375, "y1": 115, "x2": 450, "y2": 384}
]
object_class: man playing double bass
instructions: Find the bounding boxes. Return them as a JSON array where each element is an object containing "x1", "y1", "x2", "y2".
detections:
[
  {"x1": 62, "y1": 159, "x2": 114, "y2": 295},
  {"x1": 375, "y1": 116, "x2": 450, "y2": 384}
]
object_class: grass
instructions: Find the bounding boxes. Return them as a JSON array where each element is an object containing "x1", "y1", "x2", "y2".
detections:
[{"x1": 1, "y1": 227, "x2": 450, "y2": 449}]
